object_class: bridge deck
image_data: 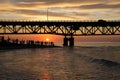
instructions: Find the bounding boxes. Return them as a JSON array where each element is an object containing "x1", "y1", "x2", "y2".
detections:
[
  {"x1": 0, "y1": 20, "x2": 120, "y2": 36},
  {"x1": 0, "y1": 21, "x2": 120, "y2": 26}
]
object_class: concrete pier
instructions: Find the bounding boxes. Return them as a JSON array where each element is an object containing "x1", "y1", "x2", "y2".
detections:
[
  {"x1": 63, "y1": 36, "x2": 74, "y2": 47},
  {"x1": 69, "y1": 36, "x2": 74, "y2": 47},
  {"x1": 63, "y1": 36, "x2": 69, "y2": 46}
]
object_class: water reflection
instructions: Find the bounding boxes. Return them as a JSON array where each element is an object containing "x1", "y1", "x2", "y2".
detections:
[
  {"x1": 39, "y1": 71, "x2": 51, "y2": 80},
  {"x1": 0, "y1": 47, "x2": 120, "y2": 80}
]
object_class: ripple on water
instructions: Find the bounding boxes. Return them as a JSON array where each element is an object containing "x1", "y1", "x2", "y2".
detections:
[{"x1": 0, "y1": 47, "x2": 120, "y2": 80}]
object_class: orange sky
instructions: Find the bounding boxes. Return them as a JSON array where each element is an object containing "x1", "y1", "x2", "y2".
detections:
[
  {"x1": 0, "y1": 0, "x2": 120, "y2": 42},
  {"x1": 3, "y1": 34, "x2": 63, "y2": 42},
  {"x1": 0, "y1": 0, "x2": 120, "y2": 20},
  {"x1": 2, "y1": 34, "x2": 120, "y2": 42}
]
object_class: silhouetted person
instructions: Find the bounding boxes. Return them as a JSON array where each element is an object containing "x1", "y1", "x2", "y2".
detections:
[
  {"x1": 51, "y1": 42, "x2": 54, "y2": 46},
  {"x1": 41, "y1": 42, "x2": 43, "y2": 46},
  {"x1": 15, "y1": 39, "x2": 19, "y2": 44},
  {"x1": 7, "y1": 36, "x2": 11, "y2": 43},
  {"x1": 1, "y1": 36, "x2": 4, "y2": 43}
]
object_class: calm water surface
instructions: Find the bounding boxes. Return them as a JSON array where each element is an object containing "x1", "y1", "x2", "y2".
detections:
[{"x1": 0, "y1": 43, "x2": 120, "y2": 80}]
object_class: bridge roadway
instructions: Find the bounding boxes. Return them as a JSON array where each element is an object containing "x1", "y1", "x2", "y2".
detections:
[{"x1": 0, "y1": 20, "x2": 120, "y2": 46}]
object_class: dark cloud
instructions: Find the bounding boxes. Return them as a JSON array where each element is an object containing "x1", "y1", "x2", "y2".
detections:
[
  {"x1": 5, "y1": 0, "x2": 108, "y2": 7},
  {"x1": 9, "y1": 9, "x2": 75, "y2": 19},
  {"x1": 1, "y1": 0, "x2": 120, "y2": 9},
  {"x1": 1, "y1": 0, "x2": 120, "y2": 6},
  {"x1": 14, "y1": 0, "x2": 100, "y2": 4},
  {"x1": 80, "y1": 3, "x2": 120, "y2": 9},
  {"x1": 0, "y1": 0, "x2": 120, "y2": 20},
  {"x1": 14, "y1": 0, "x2": 120, "y2": 4},
  {"x1": 14, "y1": 9, "x2": 45, "y2": 16},
  {"x1": 9, "y1": 9, "x2": 90, "y2": 19},
  {"x1": 0, "y1": 0, "x2": 9, "y2": 3},
  {"x1": 73, "y1": 12, "x2": 91, "y2": 16}
]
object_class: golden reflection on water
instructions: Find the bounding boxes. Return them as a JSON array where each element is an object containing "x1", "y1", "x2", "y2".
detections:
[
  {"x1": 40, "y1": 72, "x2": 51, "y2": 80},
  {"x1": 0, "y1": 47, "x2": 120, "y2": 80}
]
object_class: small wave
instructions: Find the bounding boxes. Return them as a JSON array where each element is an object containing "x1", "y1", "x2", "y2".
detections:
[
  {"x1": 75, "y1": 46, "x2": 120, "y2": 48},
  {"x1": 92, "y1": 58, "x2": 120, "y2": 67},
  {"x1": 76, "y1": 53, "x2": 120, "y2": 67}
]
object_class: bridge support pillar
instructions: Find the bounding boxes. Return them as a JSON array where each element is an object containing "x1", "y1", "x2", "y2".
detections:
[
  {"x1": 63, "y1": 36, "x2": 69, "y2": 46},
  {"x1": 69, "y1": 36, "x2": 74, "y2": 47}
]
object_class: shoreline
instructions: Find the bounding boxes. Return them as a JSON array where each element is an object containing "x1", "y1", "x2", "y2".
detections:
[{"x1": 0, "y1": 45, "x2": 62, "y2": 51}]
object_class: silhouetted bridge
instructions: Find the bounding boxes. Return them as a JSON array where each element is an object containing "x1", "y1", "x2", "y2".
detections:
[{"x1": 0, "y1": 20, "x2": 120, "y2": 46}]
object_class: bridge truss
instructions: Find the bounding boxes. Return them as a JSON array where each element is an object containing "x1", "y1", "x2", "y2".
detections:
[{"x1": 0, "y1": 21, "x2": 120, "y2": 36}]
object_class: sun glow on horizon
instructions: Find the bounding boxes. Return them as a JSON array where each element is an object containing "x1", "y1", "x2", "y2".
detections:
[{"x1": 46, "y1": 38, "x2": 50, "y2": 42}]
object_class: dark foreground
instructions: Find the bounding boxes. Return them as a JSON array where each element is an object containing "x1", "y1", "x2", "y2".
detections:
[{"x1": 0, "y1": 47, "x2": 120, "y2": 80}]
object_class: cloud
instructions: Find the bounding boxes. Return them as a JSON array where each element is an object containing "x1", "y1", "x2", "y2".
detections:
[
  {"x1": 1, "y1": 9, "x2": 69, "y2": 19},
  {"x1": 13, "y1": 0, "x2": 100, "y2": 4},
  {"x1": 13, "y1": 0, "x2": 120, "y2": 5},
  {"x1": 10, "y1": 9, "x2": 89, "y2": 20},
  {"x1": 5, "y1": 0, "x2": 118, "y2": 8},
  {"x1": 0, "y1": 0, "x2": 120, "y2": 20},
  {"x1": 80, "y1": 3, "x2": 120, "y2": 9}
]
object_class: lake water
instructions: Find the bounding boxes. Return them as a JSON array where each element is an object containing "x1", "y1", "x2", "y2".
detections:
[{"x1": 0, "y1": 42, "x2": 120, "y2": 80}]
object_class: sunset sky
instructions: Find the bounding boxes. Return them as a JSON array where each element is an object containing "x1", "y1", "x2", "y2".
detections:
[{"x1": 0, "y1": 0, "x2": 120, "y2": 42}]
